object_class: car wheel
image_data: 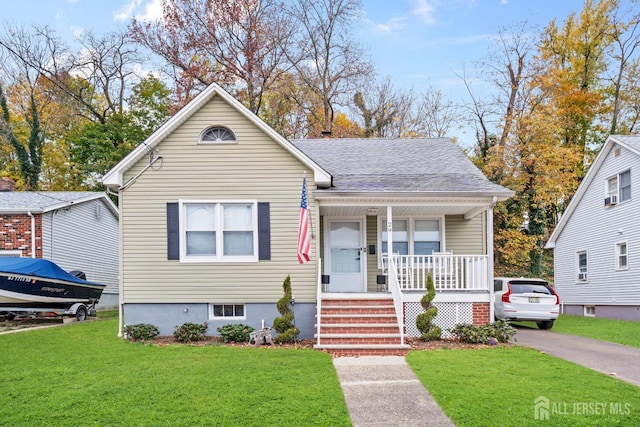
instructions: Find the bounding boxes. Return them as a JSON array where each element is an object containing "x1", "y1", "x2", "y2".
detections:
[{"x1": 537, "y1": 320, "x2": 554, "y2": 330}]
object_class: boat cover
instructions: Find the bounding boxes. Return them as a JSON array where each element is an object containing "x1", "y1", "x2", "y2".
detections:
[{"x1": 0, "y1": 257, "x2": 105, "y2": 287}]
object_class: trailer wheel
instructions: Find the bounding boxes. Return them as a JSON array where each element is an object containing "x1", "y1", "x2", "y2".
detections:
[{"x1": 76, "y1": 306, "x2": 88, "y2": 322}]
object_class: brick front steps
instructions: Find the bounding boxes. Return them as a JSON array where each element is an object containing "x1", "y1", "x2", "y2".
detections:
[{"x1": 314, "y1": 295, "x2": 410, "y2": 357}]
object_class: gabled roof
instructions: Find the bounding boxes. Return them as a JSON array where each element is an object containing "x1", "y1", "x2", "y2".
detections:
[
  {"x1": 0, "y1": 192, "x2": 118, "y2": 216},
  {"x1": 546, "y1": 135, "x2": 640, "y2": 248},
  {"x1": 291, "y1": 138, "x2": 514, "y2": 198},
  {"x1": 102, "y1": 83, "x2": 332, "y2": 189}
]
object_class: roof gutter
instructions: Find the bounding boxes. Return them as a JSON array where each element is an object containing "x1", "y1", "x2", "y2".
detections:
[
  {"x1": 312, "y1": 190, "x2": 514, "y2": 201},
  {"x1": 27, "y1": 211, "x2": 36, "y2": 258}
]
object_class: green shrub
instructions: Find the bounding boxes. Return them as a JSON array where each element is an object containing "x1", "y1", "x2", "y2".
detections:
[
  {"x1": 415, "y1": 273, "x2": 442, "y2": 341},
  {"x1": 123, "y1": 323, "x2": 159, "y2": 341},
  {"x1": 449, "y1": 320, "x2": 516, "y2": 344},
  {"x1": 217, "y1": 323, "x2": 254, "y2": 343},
  {"x1": 173, "y1": 322, "x2": 208, "y2": 343},
  {"x1": 273, "y1": 275, "x2": 299, "y2": 344}
]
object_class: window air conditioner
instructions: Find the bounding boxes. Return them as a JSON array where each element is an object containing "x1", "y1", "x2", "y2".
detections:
[
  {"x1": 578, "y1": 272, "x2": 587, "y2": 281},
  {"x1": 604, "y1": 195, "x2": 617, "y2": 206}
]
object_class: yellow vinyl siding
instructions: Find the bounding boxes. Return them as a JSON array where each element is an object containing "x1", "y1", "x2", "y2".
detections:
[
  {"x1": 120, "y1": 95, "x2": 317, "y2": 304},
  {"x1": 445, "y1": 214, "x2": 485, "y2": 255},
  {"x1": 366, "y1": 216, "x2": 380, "y2": 291}
]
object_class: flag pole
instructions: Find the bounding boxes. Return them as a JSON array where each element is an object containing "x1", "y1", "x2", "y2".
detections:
[{"x1": 305, "y1": 171, "x2": 315, "y2": 239}]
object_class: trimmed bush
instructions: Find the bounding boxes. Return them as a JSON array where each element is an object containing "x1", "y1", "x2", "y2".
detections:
[
  {"x1": 217, "y1": 323, "x2": 254, "y2": 343},
  {"x1": 415, "y1": 273, "x2": 442, "y2": 341},
  {"x1": 123, "y1": 323, "x2": 159, "y2": 341},
  {"x1": 173, "y1": 322, "x2": 208, "y2": 343},
  {"x1": 449, "y1": 320, "x2": 516, "y2": 344},
  {"x1": 273, "y1": 275, "x2": 299, "y2": 344}
]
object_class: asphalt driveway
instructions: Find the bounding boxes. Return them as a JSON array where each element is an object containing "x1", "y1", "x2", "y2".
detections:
[{"x1": 515, "y1": 326, "x2": 640, "y2": 387}]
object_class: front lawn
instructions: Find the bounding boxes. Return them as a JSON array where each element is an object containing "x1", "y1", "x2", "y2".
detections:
[
  {"x1": 407, "y1": 346, "x2": 639, "y2": 426},
  {"x1": 0, "y1": 319, "x2": 350, "y2": 426},
  {"x1": 514, "y1": 314, "x2": 640, "y2": 348}
]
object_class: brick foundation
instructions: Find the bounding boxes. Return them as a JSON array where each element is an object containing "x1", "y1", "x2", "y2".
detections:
[{"x1": 472, "y1": 302, "x2": 490, "y2": 325}]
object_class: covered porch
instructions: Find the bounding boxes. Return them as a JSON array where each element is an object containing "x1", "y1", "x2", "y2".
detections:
[{"x1": 313, "y1": 199, "x2": 497, "y2": 356}]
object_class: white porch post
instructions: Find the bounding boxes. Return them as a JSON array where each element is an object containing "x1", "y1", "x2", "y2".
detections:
[
  {"x1": 488, "y1": 196, "x2": 497, "y2": 323},
  {"x1": 386, "y1": 206, "x2": 393, "y2": 263}
]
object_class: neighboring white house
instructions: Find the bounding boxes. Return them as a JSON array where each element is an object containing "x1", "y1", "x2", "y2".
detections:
[
  {"x1": 0, "y1": 186, "x2": 120, "y2": 309},
  {"x1": 546, "y1": 135, "x2": 640, "y2": 321}
]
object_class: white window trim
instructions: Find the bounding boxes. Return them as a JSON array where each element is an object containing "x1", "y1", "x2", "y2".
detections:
[
  {"x1": 208, "y1": 303, "x2": 247, "y2": 320},
  {"x1": 179, "y1": 200, "x2": 258, "y2": 263},
  {"x1": 198, "y1": 126, "x2": 237, "y2": 144},
  {"x1": 0, "y1": 250, "x2": 23, "y2": 257},
  {"x1": 584, "y1": 306, "x2": 595, "y2": 317},
  {"x1": 377, "y1": 216, "x2": 445, "y2": 267},
  {"x1": 576, "y1": 249, "x2": 588, "y2": 283},
  {"x1": 615, "y1": 241, "x2": 628, "y2": 271},
  {"x1": 605, "y1": 169, "x2": 631, "y2": 205}
]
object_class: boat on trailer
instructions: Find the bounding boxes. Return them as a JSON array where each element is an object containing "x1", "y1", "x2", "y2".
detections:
[{"x1": 0, "y1": 257, "x2": 105, "y2": 319}]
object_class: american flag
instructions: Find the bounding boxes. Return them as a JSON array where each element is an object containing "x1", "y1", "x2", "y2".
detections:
[{"x1": 297, "y1": 176, "x2": 311, "y2": 264}]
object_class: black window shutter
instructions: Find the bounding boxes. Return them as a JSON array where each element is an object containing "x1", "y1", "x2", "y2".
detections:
[
  {"x1": 167, "y1": 202, "x2": 179, "y2": 260},
  {"x1": 258, "y1": 202, "x2": 271, "y2": 260}
]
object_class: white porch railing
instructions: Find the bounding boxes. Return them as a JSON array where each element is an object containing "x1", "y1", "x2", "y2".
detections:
[
  {"x1": 392, "y1": 254, "x2": 489, "y2": 291},
  {"x1": 387, "y1": 257, "x2": 405, "y2": 345}
]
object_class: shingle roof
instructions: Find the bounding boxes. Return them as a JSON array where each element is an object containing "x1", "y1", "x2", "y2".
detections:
[
  {"x1": 0, "y1": 192, "x2": 108, "y2": 213},
  {"x1": 612, "y1": 135, "x2": 640, "y2": 154},
  {"x1": 291, "y1": 138, "x2": 512, "y2": 195}
]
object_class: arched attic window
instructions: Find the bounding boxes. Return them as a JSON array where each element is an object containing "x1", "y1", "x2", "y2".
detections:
[{"x1": 200, "y1": 126, "x2": 236, "y2": 143}]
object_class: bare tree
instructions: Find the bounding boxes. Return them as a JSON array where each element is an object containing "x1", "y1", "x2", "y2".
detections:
[
  {"x1": 287, "y1": 0, "x2": 373, "y2": 134},
  {"x1": 353, "y1": 76, "x2": 415, "y2": 138},
  {"x1": 607, "y1": 2, "x2": 640, "y2": 134},
  {"x1": 414, "y1": 86, "x2": 459, "y2": 138},
  {"x1": 131, "y1": 0, "x2": 293, "y2": 113}
]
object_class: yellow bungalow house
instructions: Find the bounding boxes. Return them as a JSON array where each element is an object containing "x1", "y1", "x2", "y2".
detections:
[{"x1": 103, "y1": 83, "x2": 513, "y2": 356}]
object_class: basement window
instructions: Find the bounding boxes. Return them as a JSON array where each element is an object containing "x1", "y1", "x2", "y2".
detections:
[{"x1": 209, "y1": 304, "x2": 246, "y2": 319}]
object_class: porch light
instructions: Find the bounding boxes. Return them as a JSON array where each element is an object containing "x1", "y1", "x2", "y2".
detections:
[{"x1": 367, "y1": 208, "x2": 379, "y2": 216}]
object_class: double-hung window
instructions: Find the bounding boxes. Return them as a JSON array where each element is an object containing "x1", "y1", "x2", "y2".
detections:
[
  {"x1": 616, "y1": 242, "x2": 628, "y2": 270},
  {"x1": 606, "y1": 170, "x2": 631, "y2": 204},
  {"x1": 576, "y1": 250, "x2": 588, "y2": 282},
  {"x1": 180, "y1": 201, "x2": 257, "y2": 262},
  {"x1": 380, "y1": 218, "x2": 442, "y2": 258}
]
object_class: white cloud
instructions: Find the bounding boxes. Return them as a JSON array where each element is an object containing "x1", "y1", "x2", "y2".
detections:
[
  {"x1": 71, "y1": 25, "x2": 84, "y2": 39},
  {"x1": 115, "y1": 0, "x2": 162, "y2": 23},
  {"x1": 413, "y1": 0, "x2": 436, "y2": 25},
  {"x1": 500, "y1": 0, "x2": 509, "y2": 4},
  {"x1": 372, "y1": 17, "x2": 407, "y2": 33}
]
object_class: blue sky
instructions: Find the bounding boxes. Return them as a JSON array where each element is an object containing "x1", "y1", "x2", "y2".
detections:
[{"x1": 4, "y1": 0, "x2": 594, "y2": 144}]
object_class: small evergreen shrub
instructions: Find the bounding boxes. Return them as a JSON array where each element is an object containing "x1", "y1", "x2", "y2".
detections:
[
  {"x1": 449, "y1": 320, "x2": 516, "y2": 344},
  {"x1": 415, "y1": 273, "x2": 442, "y2": 341},
  {"x1": 173, "y1": 322, "x2": 208, "y2": 342},
  {"x1": 273, "y1": 275, "x2": 299, "y2": 344},
  {"x1": 217, "y1": 323, "x2": 254, "y2": 343},
  {"x1": 123, "y1": 323, "x2": 159, "y2": 341}
]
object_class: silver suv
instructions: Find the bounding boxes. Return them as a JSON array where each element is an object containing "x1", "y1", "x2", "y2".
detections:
[{"x1": 494, "y1": 278, "x2": 560, "y2": 329}]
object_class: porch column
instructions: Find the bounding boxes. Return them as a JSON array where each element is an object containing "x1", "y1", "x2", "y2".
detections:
[
  {"x1": 488, "y1": 197, "x2": 497, "y2": 322},
  {"x1": 386, "y1": 206, "x2": 393, "y2": 264}
]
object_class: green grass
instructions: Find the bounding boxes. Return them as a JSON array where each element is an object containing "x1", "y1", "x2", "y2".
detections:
[
  {"x1": 407, "y1": 346, "x2": 640, "y2": 427},
  {"x1": 514, "y1": 314, "x2": 640, "y2": 348},
  {"x1": 0, "y1": 319, "x2": 350, "y2": 426}
]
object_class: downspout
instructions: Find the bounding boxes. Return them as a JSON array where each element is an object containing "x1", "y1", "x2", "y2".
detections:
[
  {"x1": 27, "y1": 211, "x2": 36, "y2": 258},
  {"x1": 488, "y1": 196, "x2": 497, "y2": 323}
]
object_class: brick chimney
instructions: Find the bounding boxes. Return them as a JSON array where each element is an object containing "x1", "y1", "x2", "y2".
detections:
[
  {"x1": 321, "y1": 130, "x2": 332, "y2": 139},
  {"x1": 0, "y1": 177, "x2": 16, "y2": 192}
]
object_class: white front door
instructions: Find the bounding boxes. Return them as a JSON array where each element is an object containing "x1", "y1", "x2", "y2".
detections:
[{"x1": 325, "y1": 219, "x2": 365, "y2": 292}]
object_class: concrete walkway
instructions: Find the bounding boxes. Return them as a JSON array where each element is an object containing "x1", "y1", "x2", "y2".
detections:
[
  {"x1": 516, "y1": 327, "x2": 640, "y2": 387},
  {"x1": 333, "y1": 356, "x2": 454, "y2": 427}
]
